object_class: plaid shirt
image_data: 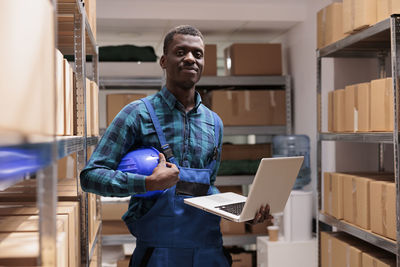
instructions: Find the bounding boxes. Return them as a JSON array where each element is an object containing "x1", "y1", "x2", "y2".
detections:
[{"x1": 80, "y1": 86, "x2": 223, "y2": 222}]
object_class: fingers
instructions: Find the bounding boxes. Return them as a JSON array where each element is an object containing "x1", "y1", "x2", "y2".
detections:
[{"x1": 158, "y1": 153, "x2": 166, "y2": 165}]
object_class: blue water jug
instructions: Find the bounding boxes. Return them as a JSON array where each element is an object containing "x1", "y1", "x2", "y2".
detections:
[{"x1": 272, "y1": 135, "x2": 311, "y2": 190}]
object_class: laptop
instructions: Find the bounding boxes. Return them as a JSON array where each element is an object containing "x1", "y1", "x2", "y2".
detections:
[{"x1": 184, "y1": 156, "x2": 304, "y2": 222}]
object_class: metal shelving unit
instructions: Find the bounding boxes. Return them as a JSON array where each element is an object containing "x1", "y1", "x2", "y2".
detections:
[
  {"x1": 57, "y1": 0, "x2": 101, "y2": 266},
  {"x1": 316, "y1": 15, "x2": 400, "y2": 266}
]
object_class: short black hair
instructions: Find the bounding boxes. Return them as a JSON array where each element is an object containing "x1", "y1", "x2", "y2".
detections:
[{"x1": 163, "y1": 25, "x2": 204, "y2": 55}]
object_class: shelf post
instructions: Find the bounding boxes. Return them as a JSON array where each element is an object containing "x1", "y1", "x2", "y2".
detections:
[
  {"x1": 316, "y1": 54, "x2": 322, "y2": 267},
  {"x1": 74, "y1": 3, "x2": 90, "y2": 266},
  {"x1": 390, "y1": 14, "x2": 400, "y2": 267},
  {"x1": 39, "y1": 0, "x2": 58, "y2": 265}
]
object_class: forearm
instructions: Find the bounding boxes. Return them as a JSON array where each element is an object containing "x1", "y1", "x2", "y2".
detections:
[{"x1": 80, "y1": 166, "x2": 147, "y2": 197}]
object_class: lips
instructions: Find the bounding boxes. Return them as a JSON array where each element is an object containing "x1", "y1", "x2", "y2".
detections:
[{"x1": 181, "y1": 66, "x2": 198, "y2": 73}]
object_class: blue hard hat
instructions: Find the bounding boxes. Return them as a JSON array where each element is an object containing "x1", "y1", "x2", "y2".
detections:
[{"x1": 117, "y1": 147, "x2": 160, "y2": 176}]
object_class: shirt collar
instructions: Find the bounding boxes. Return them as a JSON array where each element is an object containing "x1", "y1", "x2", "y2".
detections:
[{"x1": 160, "y1": 86, "x2": 202, "y2": 112}]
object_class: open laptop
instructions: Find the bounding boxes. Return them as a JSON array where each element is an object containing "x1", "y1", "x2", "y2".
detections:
[{"x1": 184, "y1": 156, "x2": 304, "y2": 222}]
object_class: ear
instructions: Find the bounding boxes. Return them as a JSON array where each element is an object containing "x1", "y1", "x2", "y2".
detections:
[{"x1": 160, "y1": 55, "x2": 166, "y2": 69}]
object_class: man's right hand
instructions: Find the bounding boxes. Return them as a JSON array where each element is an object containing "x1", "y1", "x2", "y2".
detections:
[{"x1": 145, "y1": 153, "x2": 180, "y2": 191}]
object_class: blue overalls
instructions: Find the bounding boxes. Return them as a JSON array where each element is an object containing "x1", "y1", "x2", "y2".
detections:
[{"x1": 126, "y1": 98, "x2": 230, "y2": 267}]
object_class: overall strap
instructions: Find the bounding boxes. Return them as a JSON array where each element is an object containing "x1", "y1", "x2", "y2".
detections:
[
  {"x1": 208, "y1": 112, "x2": 221, "y2": 170},
  {"x1": 141, "y1": 98, "x2": 177, "y2": 165}
]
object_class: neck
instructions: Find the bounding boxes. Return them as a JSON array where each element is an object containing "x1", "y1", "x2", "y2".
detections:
[{"x1": 166, "y1": 81, "x2": 196, "y2": 112}]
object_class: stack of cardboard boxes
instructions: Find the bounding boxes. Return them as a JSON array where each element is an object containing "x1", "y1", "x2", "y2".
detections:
[
  {"x1": 317, "y1": 0, "x2": 400, "y2": 49},
  {"x1": 323, "y1": 172, "x2": 396, "y2": 241},
  {"x1": 321, "y1": 232, "x2": 396, "y2": 267},
  {"x1": 327, "y1": 77, "x2": 395, "y2": 133}
]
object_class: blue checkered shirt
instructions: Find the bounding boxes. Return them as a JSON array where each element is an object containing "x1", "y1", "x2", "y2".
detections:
[{"x1": 80, "y1": 86, "x2": 223, "y2": 222}]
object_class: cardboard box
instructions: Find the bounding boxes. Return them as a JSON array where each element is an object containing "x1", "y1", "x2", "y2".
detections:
[
  {"x1": 107, "y1": 93, "x2": 147, "y2": 126},
  {"x1": 102, "y1": 220, "x2": 131, "y2": 235},
  {"x1": 370, "y1": 78, "x2": 393, "y2": 132},
  {"x1": 203, "y1": 44, "x2": 217, "y2": 76},
  {"x1": 224, "y1": 43, "x2": 282, "y2": 76},
  {"x1": 86, "y1": 78, "x2": 92, "y2": 136},
  {"x1": 317, "y1": 3, "x2": 347, "y2": 49},
  {"x1": 0, "y1": 1, "x2": 55, "y2": 136},
  {"x1": 64, "y1": 59, "x2": 74, "y2": 136},
  {"x1": 323, "y1": 172, "x2": 344, "y2": 219},
  {"x1": 370, "y1": 181, "x2": 396, "y2": 239},
  {"x1": 56, "y1": 49, "x2": 65, "y2": 136},
  {"x1": 356, "y1": 82, "x2": 371, "y2": 132},
  {"x1": 344, "y1": 84, "x2": 357, "y2": 132},
  {"x1": 354, "y1": 176, "x2": 372, "y2": 229},
  {"x1": 385, "y1": 182, "x2": 396, "y2": 240},
  {"x1": 343, "y1": 174, "x2": 356, "y2": 224},
  {"x1": 0, "y1": 202, "x2": 79, "y2": 267},
  {"x1": 221, "y1": 144, "x2": 271, "y2": 161},
  {"x1": 220, "y1": 218, "x2": 246, "y2": 235},
  {"x1": 231, "y1": 252, "x2": 252, "y2": 267},
  {"x1": 362, "y1": 251, "x2": 396, "y2": 267},
  {"x1": 58, "y1": 153, "x2": 77, "y2": 179},
  {"x1": 320, "y1": 232, "x2": 332, "y2": 267},
  {"x1": 211, "y1": 90, "x2": 286, "y2": 126},
  {"x1": 102, "y1": 202, "x2": 129, "y2": 221},
  {"x1": 333, "y1": 89, "x2": 345, "y2": 132},
  {"x1": 377, "y1": 0, "x2": 400, "y2": 22},
  {"x1": 90, "y1": 81, "x2": 99, "y2": 136},
  {"x1": 328, "y1": 91, "x2": 334, "y2": 132},
  {"x1": 84, "y1": 0, "x2": 97, "y2": 40},
  {"x1": 343, "y1": 0, "x2": 377, "y2": 33}
]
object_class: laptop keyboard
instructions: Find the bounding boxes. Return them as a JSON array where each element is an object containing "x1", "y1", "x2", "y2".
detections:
[{"x1": 215, "y1": 202, "x2": 245, "y2": 216}]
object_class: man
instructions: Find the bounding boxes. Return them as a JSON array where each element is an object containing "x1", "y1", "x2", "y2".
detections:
[{"x1": 81, "y1": 25, "x2": 272, "y2": 266}]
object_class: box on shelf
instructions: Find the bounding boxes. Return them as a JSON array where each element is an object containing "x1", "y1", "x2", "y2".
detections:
[
  {"x1": 90, "y1": 81, "x2": 99, "y2": 136},
  {"x1": 356, "y1": 82, "x2": 371, "y2": 132},
  {"x1": 211, "y1": 90, "x2": 286, "y2": 126},
  {"x1": 58, "y1": 153, "x2": 77, "y2": 179},
  {"x1": 231, "y1": 252, "x2": 253, "y2": 267},
  {"x1": 370, "y1": 78, "x2": 394, "y2": 132},
  {"x1": 224, "y1": 43, "x2": 282, "y2": 76},
  {"x1": 362, "y1": 250, "x2": 396, "y2": 267},
  {"x1": 101, "y1": 201, "x2": 129, "y2": 221},
  {"x1": 84, "y1": 0, "x2": 97, "y2": 39},
  {"x1": 317, "y1": 2, "x2": 347, "y2": 49},
  {"x1": 377, "y1": 0, "x2": 400, "y2": 22},
  {"x1": 203, "y1": 44, "x2": 217, "y2": 76},
  {"x1": 323, "y1": 172, "x2": 344, "y2": 219},
  {"x1": 102, "y1": 220, "x2": 131, "y2": 235},
  {"x1": 343, "y1": 0, "x2": 377, "y2": 34},
  {"x1": 221, "y1": 144, "x2": 271, "y2": 161},
  {"x1": 328, "y1": 91, "x2": 334, "y2": 132},
  {"x1": 85, "y1": 78, "x2": 92, "y2": 136},
  {"x1": 370, "y1": 181, "x2": 396, "y2": 240},
  {"x1": 64, "y1": 59, "x2": 74, "y2": 136},
  {"x1": 107, "y1": 93, "x2": 147, "y2": 126},
  {"x1": 344, "y1": 84, "x2": 357, "y2": 132},
  {"x1": 0, "y1": 201, "x2": 80, "y2": 267},
  {"x1": 333, "y1": 89, "x2": 345, "y2": 132},
  {"x1": 0, "y1": 0, "x2": 55, "y2": 136},
  {"x1": 56, "y1": 49, "x2": 65, "y2": 136}
]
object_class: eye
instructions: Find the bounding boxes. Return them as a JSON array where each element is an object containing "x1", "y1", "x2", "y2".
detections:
[
  {"x1": 176, "y1": 49, "x2": 184, "y2": 56},
  {"x1": 195, "y1": 51, "x2": 203, "y2": 59}
]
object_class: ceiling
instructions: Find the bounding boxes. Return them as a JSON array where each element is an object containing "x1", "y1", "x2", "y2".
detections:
[{"x1": 97, "y1": 0, "x2": 310, "y2": 55}]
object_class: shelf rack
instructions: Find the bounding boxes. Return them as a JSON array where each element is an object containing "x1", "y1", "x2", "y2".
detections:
[
  {"x1": 316, "y1": 15, "x2": 400, "y2": 266},
  {"x1": 57, "y1": 0, "x2": 100, "y2": 266}
]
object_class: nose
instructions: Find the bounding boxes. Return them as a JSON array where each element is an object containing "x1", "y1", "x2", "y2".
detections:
[{"x1": 183, "y1": 52, "x2": 195, "y2": 64}]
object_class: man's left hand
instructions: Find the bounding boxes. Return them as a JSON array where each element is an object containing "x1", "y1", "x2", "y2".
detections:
[{"x1": 246, "y1": 204, "x2": 273, "y2": 225}]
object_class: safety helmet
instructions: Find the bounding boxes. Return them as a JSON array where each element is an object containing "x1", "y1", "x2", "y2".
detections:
[{"x1": 117, "y1": 147, "x2": 160, "y2": 176}]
